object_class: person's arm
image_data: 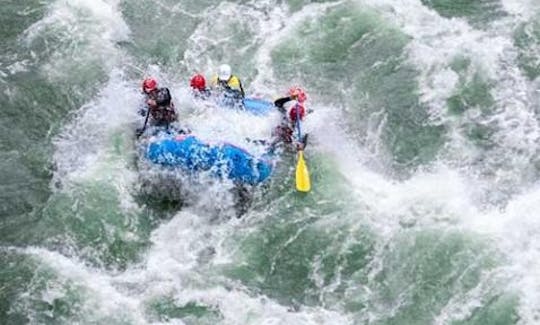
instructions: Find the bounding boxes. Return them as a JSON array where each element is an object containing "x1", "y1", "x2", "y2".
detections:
[
  {"x1": 274, "y1": 96, "x2": 293, "y2": 113},
  {"x1": 138, "y1": 100, "x2": 148, "y2": 116}
]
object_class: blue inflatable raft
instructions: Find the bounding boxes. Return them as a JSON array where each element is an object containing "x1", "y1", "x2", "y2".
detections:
[
  {"x1": 242, "y1": 97, "x2": 274, "y2": 115},
  {"x1": 213, "y1": 93, "x2": 275, "y2": 116},
  {"x1": 145, "y1": 134, "x2": 274, "y2": 185}
]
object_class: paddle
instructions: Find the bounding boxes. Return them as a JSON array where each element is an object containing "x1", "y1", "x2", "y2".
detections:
[
  {"x1": 294, "y1": 103, "x2": 311, "y2": 192},
  {"x1": 136, "y1": 107, "x2": 150, "y2": 138}
]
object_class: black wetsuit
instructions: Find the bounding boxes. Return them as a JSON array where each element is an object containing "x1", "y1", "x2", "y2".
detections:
[{"x1": 274, "y1": 96, "x2": 294, "y2": 112}]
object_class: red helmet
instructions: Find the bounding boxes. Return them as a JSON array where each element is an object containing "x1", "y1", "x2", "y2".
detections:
[
  {"x1": 142, "y1": 78, "x2": 157, "y2": 93},
  {"x1": 288, "y1": 86, "x2": 307, "y2": 102},
  {"x1": 190, "y1": 74, "x2": 206, "y2": 90}
]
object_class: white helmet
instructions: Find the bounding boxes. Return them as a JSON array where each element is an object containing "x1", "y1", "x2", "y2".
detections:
[{"x1": 218, "y1": 64, "x2": 232, "y2": 81}]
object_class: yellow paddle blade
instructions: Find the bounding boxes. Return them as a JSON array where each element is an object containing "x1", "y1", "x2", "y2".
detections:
[{"x1": 295, "y1": 151, "x2": 311, "y2": 192}]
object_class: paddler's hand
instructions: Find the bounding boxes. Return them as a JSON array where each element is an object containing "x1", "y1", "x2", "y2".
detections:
[{"x1": 146, "y1": 99, "x2": 157, "y2": 107}]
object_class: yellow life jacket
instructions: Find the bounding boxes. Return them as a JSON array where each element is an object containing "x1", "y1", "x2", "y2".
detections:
[{"x1": 211, "y1": 75, "x2": 243, "y2": 93}]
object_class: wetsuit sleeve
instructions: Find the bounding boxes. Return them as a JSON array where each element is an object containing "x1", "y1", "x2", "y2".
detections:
[{"x1": 274, "y1": 96, "x2": 293, "y2": 108}]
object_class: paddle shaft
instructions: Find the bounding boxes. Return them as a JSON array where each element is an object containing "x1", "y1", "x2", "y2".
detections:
[
  {"x1": 137, "y1": 106, "x2": 150, "y2": 138},
  {"x1": 293, "y1": 101, "x2": 311, "y2": 192},
  {"x1": 295, "y1": 103, "x2": 302, "y2": 145}
]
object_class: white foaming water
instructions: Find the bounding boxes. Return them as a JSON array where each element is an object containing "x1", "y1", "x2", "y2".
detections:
[
  {"x1": 180, "y1": 98, "x2": 279, "y2": 155},
  {"x1": 344, "y1": 1, "x2": 540, "y2": 322},
  {"x1": 359, "y1": 0, "x2": 540, "y2": 190},
  {"x1": 462, "y1": 187, "x2": 540, "y2": 324},
  {"x1": 359, "y1": 0, "x2": 509, "y2": 117},
  {"x1": 321, "y1": 126, "x2": 540, "y2": 324},
  {"x1": 22, "y1": 0, "x2": 130, "y2": 79},
  {"x1": 248, "y1": 1, "x2": 344, "y2": 95},
  {"x1": 501, "y1": 0, "x2": 540, "y2": 21},
  {"x1": 51, "y1": 69, "x2": 141, "y2": 213},
  {"x1": 350, "y1": 0, "x2": 540, "y2": 198},
  {"x1": 181, "y1": 1, "x2": 270, "y2": 83},
  {"x1": 52, "y1": 70, "x2": 138, "y2": 178},
  {"x1": 6, "y1": 246, "x2": 144, "y2": 323},
  {"x1": 18, "y1": 209, "x2": 353, "y2": 324}
]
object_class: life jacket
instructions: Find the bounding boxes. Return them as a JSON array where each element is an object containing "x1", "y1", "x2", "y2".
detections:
[
  {"x1": 147, "y1": 88, "x2": 176, "y2": 123},
  {"x1": 211, "y1": 75, "x2": 244, "y2": 95},
  {"x1": 289, "y1": 103, "x2": 305, "y2": 123}
]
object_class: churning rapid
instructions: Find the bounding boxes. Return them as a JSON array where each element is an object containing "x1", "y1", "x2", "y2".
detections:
[{"x1": 2, "y1": 0, "x2": 540, "y2": 324}]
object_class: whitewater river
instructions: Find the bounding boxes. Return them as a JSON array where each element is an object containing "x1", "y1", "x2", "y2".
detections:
[{"x1": 2, "y1": 0, "x2": 540, "y2": 324}]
